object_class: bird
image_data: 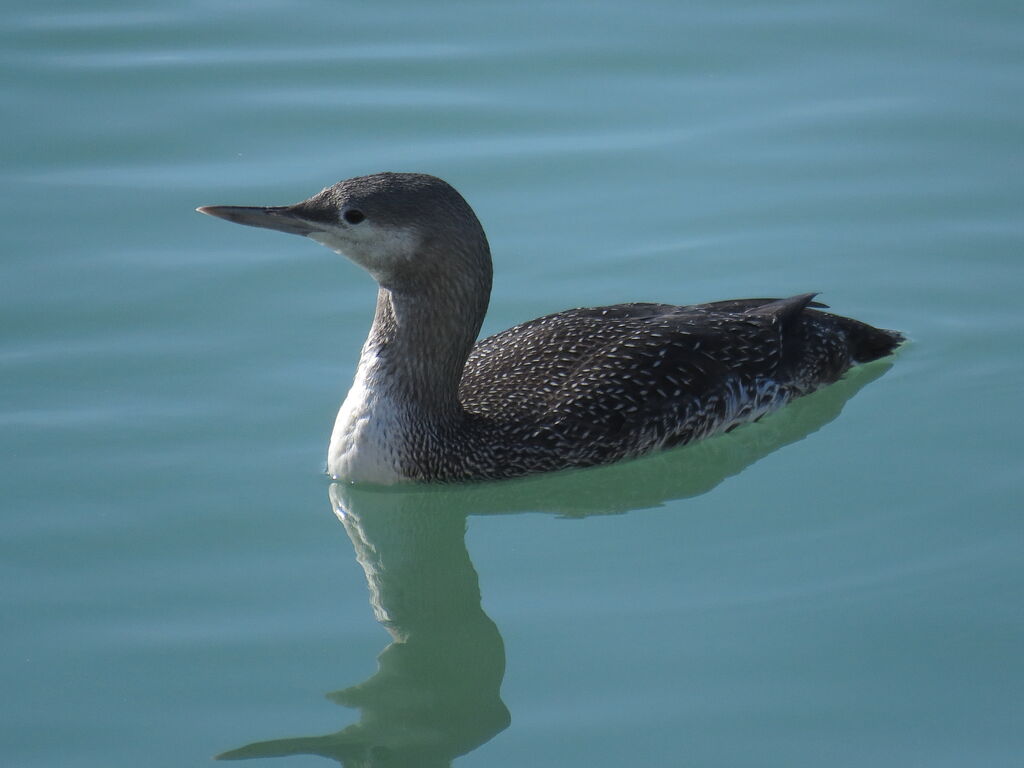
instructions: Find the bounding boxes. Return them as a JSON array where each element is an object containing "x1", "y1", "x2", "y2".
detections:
[{"x1": 197, "y1": 172, "x2": 903, "y2": 484}]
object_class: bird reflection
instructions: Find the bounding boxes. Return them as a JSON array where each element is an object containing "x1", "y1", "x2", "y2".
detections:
[
  {"x1": 219, "y1": 361, "x2": 892, "y2": 765},
  {"x1": 218, "y1": 486, "x2": 509, "y2": 767}
]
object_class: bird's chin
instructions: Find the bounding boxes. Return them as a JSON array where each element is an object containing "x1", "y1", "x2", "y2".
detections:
[{"x1": 307, "y1": 230, "x2": 350, "y2": 254}]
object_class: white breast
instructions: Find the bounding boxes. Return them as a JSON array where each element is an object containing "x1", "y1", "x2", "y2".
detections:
[{"x1": 327, "y1": 351, "x2": 407, "y2": 484}]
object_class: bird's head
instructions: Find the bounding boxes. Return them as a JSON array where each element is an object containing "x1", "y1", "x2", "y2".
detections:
[{"x1": 198, "y1": 172, "x2": 490, "y2": 290}]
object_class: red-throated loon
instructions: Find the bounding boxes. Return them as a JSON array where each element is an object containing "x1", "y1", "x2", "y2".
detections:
[{"x1": 197, "y1": 172, "x2": 903, "y2": 484}]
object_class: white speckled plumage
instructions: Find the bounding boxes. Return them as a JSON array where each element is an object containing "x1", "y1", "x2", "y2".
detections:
[{"x1": 198, "y1": 172, "x2": 903, "y2": 484}]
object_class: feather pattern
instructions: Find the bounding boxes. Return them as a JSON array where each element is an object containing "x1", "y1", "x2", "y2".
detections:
[{"x1": 431, "y1": 293, "x2": 902, "y2": 481}]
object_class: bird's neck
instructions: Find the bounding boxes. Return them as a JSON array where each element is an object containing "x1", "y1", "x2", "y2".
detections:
[
  {"x1": 360, "y1": 276, "x2": 489, "y2": 423},
  {"x1": 328, "y1": 242, "x2": 493, "y2": 483}
]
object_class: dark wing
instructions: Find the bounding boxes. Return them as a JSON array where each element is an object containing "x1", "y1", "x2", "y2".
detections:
[
  {"x1": 459, "y1": 297, "x2": 816, "y2": 430},
  {"x1": 460, "y1": 303, "x2": 680, "y2": 421},
  {"x1": 457, "y1": 294, "x2": 901, "y2": 471},
  {"x1": 690, "y1": 297, "x2": 829, "y2": 313}
]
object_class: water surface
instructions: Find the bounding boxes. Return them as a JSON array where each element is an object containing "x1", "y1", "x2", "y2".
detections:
[{"x1": 3, "y1": 1, "x2": 1022, "y2": 766}]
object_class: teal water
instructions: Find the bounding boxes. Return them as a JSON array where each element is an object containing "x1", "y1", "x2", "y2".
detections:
[{"x1": 3, "y1": 1, "x2": 1023, "y2": 766}]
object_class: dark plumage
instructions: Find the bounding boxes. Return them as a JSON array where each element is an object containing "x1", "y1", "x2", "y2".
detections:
[
  {"x1": 198, "y1": 173, "x2": 903, "y2": 484},
  {"x1": 445, "y1": 294, "x2": 902, "y2": 480}
]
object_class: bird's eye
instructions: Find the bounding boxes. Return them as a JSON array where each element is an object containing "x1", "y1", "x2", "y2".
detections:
[{"x1": 343, "y1": 209, "x2": 366, "y2": 225}]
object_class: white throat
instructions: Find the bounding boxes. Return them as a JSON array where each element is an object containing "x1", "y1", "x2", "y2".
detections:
[
  {"x1": 327, "y1": 345, "x2": 407, "y2": 484},
  {"x1": 308, "y1": 225, "x2": 421, "y2": 283}
]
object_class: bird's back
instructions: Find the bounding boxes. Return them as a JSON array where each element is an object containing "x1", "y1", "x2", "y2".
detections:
[{"x1": 458, "y1": 295, "x2": 902, "y2": 471}]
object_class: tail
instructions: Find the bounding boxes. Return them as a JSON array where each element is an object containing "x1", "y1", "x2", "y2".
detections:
[
  {"x1": 836, "y1": 317, "x2": 905, "y2": 363},
  {"x1": 748, "y1": 293, "x2": 904, "y2": 364}
]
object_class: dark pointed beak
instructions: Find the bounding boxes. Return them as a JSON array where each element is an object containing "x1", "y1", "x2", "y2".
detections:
[{"x1": 196, "y1": 204, "x2": 321, "y2": 236}]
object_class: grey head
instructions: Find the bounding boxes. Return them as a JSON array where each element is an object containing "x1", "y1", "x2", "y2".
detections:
[{"x1": 197, "y1": 172, "x2": 492, "y2": 296}]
